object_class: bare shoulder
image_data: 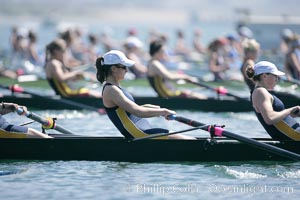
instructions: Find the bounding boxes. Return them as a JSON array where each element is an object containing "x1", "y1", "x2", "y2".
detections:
[
  {"x1": 103, "y1": 84, "x2": 123, "y2": 107},
  {"x1": 103, "y1": 84, "x2": 119, "y2": 97},
  {"x1": 47, "y1": 59, "x2": 63, "y2": 69},
  {"x1": 252, "y1": 87, "x2": 272, "y2": 100}
]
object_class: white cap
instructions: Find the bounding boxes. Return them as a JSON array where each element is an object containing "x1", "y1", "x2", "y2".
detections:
[
  {"x1": 103, "y1": 50, "x2": 135, "y2": 67},
  {"x1": 125, "y1": 36, "x2": 144, "y2": 48},
  {"x1": 238, "y1": 26, "x2": 253, "y2": 39},
  {"x1": 254, "y1": 61, "x2": 285, "y2": 76}
]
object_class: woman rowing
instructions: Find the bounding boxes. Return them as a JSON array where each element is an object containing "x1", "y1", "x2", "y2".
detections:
[
  {"x1": 96, "y1": 50, "x2": 194, "y2": 139},
  {"x1": 0, "y1": 102, "x2": 52, "y2": 138},
  {"x1": 147, "y1": 39, "x2": 207, "y2": 99},
  {"x1": 241, "y1": 39, "x2": 300, "y2": 101},
  {"x1": 45, "y1": 38, "x2": 102, "y2": 98},
  {"x1": 247, "y1": 61, "x2": 300, "y2": 141},
  {"x1": 240, "y1": 38, "x2": 260, "y2": 91}
]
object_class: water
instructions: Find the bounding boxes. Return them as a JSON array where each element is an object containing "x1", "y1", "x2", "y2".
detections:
[{"x1": 1, "y1": 111, "x2": 299, "y2": 199}]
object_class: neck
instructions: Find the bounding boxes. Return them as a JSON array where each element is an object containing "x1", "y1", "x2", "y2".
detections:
[
  {"x1": 255, "y1": 82, "x2": 273, "y2": 91},
  {"x1": 106, "y1": 77, "x2": 119, "y2": 86}
]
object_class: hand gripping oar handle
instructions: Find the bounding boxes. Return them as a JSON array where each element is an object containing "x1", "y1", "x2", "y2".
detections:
[
  {"x1": 17, "y1": 108, "x2": 76, "y2": 135},
  {"x1": 169, "y1": 115, "x2": 300, "y2": 161}
]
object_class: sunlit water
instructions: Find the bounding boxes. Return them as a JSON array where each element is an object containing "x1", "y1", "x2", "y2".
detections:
[{"x1": 1, "y1": 111, "x2": 299, "y2": 200}]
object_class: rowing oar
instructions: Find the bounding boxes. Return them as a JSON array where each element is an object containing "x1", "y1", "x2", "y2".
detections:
[
  {"x1": 17, "y1": 108, "x2": 76, "y2": 135},
  {"x1": 168, "y1": 115, "x2": 300, "y2": 161},
  {"x1": 132, "y1": 124, "x2": 209, "y2": 141},
  {"x1": 280, "y1": 77, "x2": 300, "y2": 86},
  {"x1": 187, "y1": 79, "x2": 249, "y2": 101},
  {"x1": 0, "y1": 84, "x2": 105, "y2": 115}
]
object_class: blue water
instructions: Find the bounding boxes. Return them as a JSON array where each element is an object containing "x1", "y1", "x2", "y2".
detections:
[{"x1": 0, "y1": 111, "x2": 299, "y2": 200}]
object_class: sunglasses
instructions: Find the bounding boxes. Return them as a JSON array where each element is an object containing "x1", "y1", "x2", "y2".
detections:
[{"x1": 115, "y1": 65, "x2": 127, "y2": 70}]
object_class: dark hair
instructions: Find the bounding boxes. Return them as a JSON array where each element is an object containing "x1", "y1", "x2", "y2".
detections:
[
  {"x1": 95, "y1": 57, "x2": 112, "y2": 84},
  {"x1": 28, "y1": 30, "x2": 37, "y2": 42},
  {"x1": 149, "y1": 40, "x2": 164, "y2": 56},
  {"x1": 245, "y1": 65, "x2": 261, "y2": 81},
  {"x1": 45, "y1": 38, "x2": 66, "y2": 62}
]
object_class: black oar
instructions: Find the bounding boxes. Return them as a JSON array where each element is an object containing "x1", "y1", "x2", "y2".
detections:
[
  {"x1": 17, "y1": 108, "x2": 76, "y2": 135},
  {"x1": 0, "y1": 84, "x2": 105, "y2": 114},
  {"x1": 169, "y1": 115, "x2": 300, "y2": 161},
  {"x1": 187, "y1": 79, "x2": 249, "y2": 101}
]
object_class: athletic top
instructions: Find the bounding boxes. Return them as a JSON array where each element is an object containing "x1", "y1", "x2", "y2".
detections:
[
  {"x1": 47, "y1": 78, "x2": 89, "y2": 97},
  {"x1": 147, "y1": 76, "x2": 182, "y2": 98},
  {"x1": 251, "y1": 87, "x2": 300, "y2": 141},
  {"x1": 0, "y1": 114, "x2": 28, "y2": 138},
  {"x1": 102, "y1": 83, "x2": 168, "y2": 139}
]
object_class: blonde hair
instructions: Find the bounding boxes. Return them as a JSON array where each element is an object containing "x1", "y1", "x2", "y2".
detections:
[{"x1": 242, "y1": 39, "x2": 260, "y2": 52}]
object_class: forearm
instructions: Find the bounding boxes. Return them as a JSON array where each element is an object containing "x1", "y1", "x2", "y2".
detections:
[
  {"x1": 0, "y1": 102, "x2": 18, "y2": 115},
  {"x1": 266, "y1": 108, "x2": 293, "y2": 124},
  {"x1": 131, "y1": 107, "x2": 172, "y2": 118}
]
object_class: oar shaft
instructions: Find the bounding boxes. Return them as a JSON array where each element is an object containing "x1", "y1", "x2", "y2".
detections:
[
  {"x1": 133, "y1": 125, "x2": 208, "y2": 141},
  {"x1": 0, "y1": 84, "x2": 104, "y2": 114},
  {"x1": 28, "y1": 112, "x2": 75, "y2": 135},
  {"x1": 17, "y1": 108, "x2": 75, "y2": 135},
  {"x1": 172, "y1": 115, "x2": 300, "y2": 161},
  {"x1": 188, "y1": 80, "x2": 249, "y2": 101}
]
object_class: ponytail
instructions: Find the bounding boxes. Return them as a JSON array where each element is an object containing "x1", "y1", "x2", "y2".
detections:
[
  {"x1": 246, "y1": 65, "x2": 260, "y2": 81},
  {"x1": 96, "y1": 57, "x2": 111, "y2": 84}
]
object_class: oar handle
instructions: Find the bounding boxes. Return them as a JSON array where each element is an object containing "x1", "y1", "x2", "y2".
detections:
[
  {"x1": 16, "y1": 108, "x2": 75, "y2": 135},
  {"x1": 16, "y1": 107, "x2": 30, "y2": 117},
  {"x1": 17, "y1": 107, "x2": 55, "y2": 128}
]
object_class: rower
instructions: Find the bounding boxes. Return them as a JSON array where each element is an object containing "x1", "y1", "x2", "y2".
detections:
[
  {"x1": 95, "y1": 50, "x2": 194, "y2": 140},
  {"x1": 147, "y1": 39, "x2": 207, "y2": 99},
  {"x1": 0, "y1": 102, "x2": 52, "y2": 138},
  {"x1": 45, "y1": 38, "x2": 102, "y2": 98},
  {"x1": 247, "y1": 61, "x2": 300, "y2": 141}
]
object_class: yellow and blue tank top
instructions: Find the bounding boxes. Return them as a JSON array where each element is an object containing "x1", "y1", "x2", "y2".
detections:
[
  {"x1": 147, "y1": 76, "x2": 182, "y2": 98},
  {"x1": 47, "y1": 78, "x2": 89, "y2": 97},
  {"x1": 251, "y1": 88, "x2": 300, "y2": 141},
  {"x1": 103, "y1": 83, "x2": 168, "y2": 139}
]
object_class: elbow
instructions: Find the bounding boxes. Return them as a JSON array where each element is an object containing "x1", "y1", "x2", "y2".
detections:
[
  {"x1": 264, "y1": 117, "x2": 277, "y2": 125},
  {"x1": 265, "y1": 120, "x2": 273, "y2": 125}
]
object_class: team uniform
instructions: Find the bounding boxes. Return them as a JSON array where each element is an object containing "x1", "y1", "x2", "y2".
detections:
[
  {"x1": 147, "y1": 76, "x2": 183, "y2": 98},
  {"x1": 47, "y1": 78, "x2": 89, "y2": 97},
  {"x1": 103, "y1": 83, "x2": 168, "y2": 139},
  {"x1": 251, "y1": 88, "x2": 300, "y2": 141}
]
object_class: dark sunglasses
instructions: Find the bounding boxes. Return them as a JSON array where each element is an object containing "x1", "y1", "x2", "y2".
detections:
[{"x1": 115, "y1": 65, "x2": 127, "y2": 70}]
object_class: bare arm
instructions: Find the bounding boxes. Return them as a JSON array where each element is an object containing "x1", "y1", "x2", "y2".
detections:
[
  {"x1": 103, "y1": 85, "x2": 175, "y2": 118},
  {"x1": 0, "y1": 102, "x2": 27, "y2": 115},
  {"x1": 48, "y1": 60, "x2": 82, "y2": 82},
  {"x1": 149, "y1": 60, "x2": 196, "y2": 82},
  {"x1": 252, "y1": 88, "x2": 299, "y2": 124}
]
